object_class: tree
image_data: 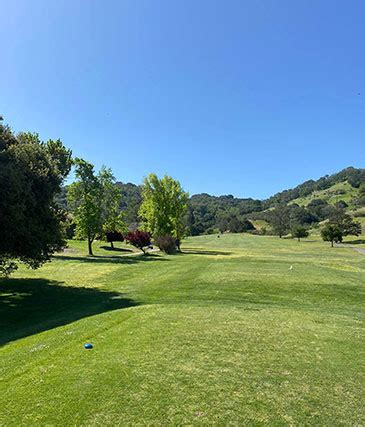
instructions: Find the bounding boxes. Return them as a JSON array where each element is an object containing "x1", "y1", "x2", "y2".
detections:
[
  {"x1": 216, "y1": 211, "x2": 230, "y2": 233},
  {"x1": 291, "y1": 226, "x2": 309, "y2": 242},
  {"x1": 329, "y1": 208, "x2": 362, "y2": 237},
  {"x1": 117, "y1": 182, "x2": 142, "y2": 229},
  {"x1": 125, "y1": 230, "x2": 151, "y2": 254},
  {"x1": 100, "y1": 167, "x2": 127, "y2": 245},
  {"x1": 289, "y1": 204, "x2": 316, "y2": 226},
  {"x1": 359, "y1": 183, "x2": 365, "y2": 198},
  {"x1": 68, "y1": 159, "x2": 103, "y2": 256},
  {"x1": 68, "y1": 160, "x2": 124, "y2": 255},
  {"x1": 139, "y1": 174, "x2": 188, "y2": 251},
  {"x1": 226, "y1": 216, "x2": 255, "y2": 233},
  {"x1": 321, "y1": 224, "x2": 343, "y2": 247},
  {"x1": 0, "y1": 119, "x2": 72, "y2": 275},
  {"x1": 355, "y1": 183, "x2": 365, "y2": 208},
  {"x1": 268, "y1": 205, "x2": 290, "y2": 238}
]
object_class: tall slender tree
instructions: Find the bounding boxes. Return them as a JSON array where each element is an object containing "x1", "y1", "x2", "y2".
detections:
[
  {"x1": 139, "y1": 173, "x2": 188, "y2": 250},
  {"x1": 268, "y1": 204, "x2": 290, "y2": 238},
  {"x1": 68, "y1": 160, "x2": 125, "y2": 255},
  {"x1": 99, "y1": 167, "x2": 127, "y2": 240}
]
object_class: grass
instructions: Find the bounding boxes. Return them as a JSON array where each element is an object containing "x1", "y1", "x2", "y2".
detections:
[
  {"x1": 290, "y1": 181, "x2": 359, "y2": 207},
  {"x1": 1, "y1": 234, "x2": 364, "y2": 425}
]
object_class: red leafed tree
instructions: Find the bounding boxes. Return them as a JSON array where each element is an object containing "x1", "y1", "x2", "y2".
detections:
[{"x1": 125, "y1": 230, "x2": 151, "y2": 254}]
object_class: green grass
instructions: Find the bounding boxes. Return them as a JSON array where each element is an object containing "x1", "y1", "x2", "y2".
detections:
[
  {"x1": 250, "y1": 218, "x2": 271, "y2": 231},
  {"x1": 290, "y1": 181, "x2": 359, "y2": 207},
  {"x1": 1, "y1": 235, "x2": 364, "y2": 425}
]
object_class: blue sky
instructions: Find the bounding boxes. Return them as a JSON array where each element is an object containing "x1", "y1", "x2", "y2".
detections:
[{"x1": 1, "y1": 0, "x2": 364, "y2": 199}]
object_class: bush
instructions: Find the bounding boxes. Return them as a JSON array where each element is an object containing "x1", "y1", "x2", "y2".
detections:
[
  {"x1": 125, "y1": 230, "x2": 151, "y2": 254},
  {"x1": 155, "y1": 235, "x2": 177, "y2": 254},
  {"x1": 105, "y1": 231, "x2": 124, "y2": 249}
]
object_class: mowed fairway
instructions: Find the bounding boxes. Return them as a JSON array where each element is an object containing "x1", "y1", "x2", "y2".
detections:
[{"x1": 1, "y1": 234, "x2": 364, "y2": 425}]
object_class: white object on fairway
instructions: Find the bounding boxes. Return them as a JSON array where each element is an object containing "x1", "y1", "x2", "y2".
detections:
[{"x1": 289, "y1": 265, "x2": 293, "y2": 271}]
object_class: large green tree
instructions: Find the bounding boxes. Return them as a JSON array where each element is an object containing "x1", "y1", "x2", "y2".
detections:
[
  {"x1": 139, "y1": 173, "x2": 188, "y2": 250},
  {"x1": 68, "y1": 160, "x2": 124, "y2": 256},
  {"x1": 329, "y1": 207, "x2": 362, "y2": 237},
  {"x1": 321, "y1": 224, "x2": 343, "y2": 247},
  {"x1": 0, "y1": 119, "x2": 72, "y2": 275},
  {"x1": 268, "y1": 204, "x2": 291, "y2": 238},
  {"x1": 291, "y1": 226, "x2": 309, "y2": 242}
]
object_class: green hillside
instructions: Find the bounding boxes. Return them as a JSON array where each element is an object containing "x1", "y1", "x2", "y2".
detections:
[{"x1": 289, "y1": 181, "x2": 359, "y2": 208}]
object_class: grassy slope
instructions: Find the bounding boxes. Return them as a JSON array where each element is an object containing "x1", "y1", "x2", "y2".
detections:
[
  {"x1": 289, "y1": 181, "x2": 359, "y2": 207},
  {"x1": 1, "y1": 235, "x2": 364, "y2": 425}
]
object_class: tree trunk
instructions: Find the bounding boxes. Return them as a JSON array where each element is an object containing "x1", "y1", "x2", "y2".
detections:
[
  {"x1": 110, "y1": 241, "x2": 114, "y2": 249},
  {"x1": 88, "y1": 237, "x2": 93, "y2": 256},
  {"x1": 298, "y1": 237, "x2": 300, "y2": 242},
  {"x1": 331, "y1": 240, "x2": 334, "y2": 247}
]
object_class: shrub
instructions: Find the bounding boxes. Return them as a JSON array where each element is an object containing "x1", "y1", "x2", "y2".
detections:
[
  {"x1": 105, "y1": 231, "x2": 124, "y2": 249},
  {"x1": 125, "y1": 230, "x2": 151, "y2": 254},
  {"x1": 155, "y1": 235, "x2": 177, "y2": 254}
]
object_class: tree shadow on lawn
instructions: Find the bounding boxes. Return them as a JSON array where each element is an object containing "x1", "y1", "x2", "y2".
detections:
[
  {"x1": 99, "y1": 246, "x2": 133, "y2": 253},
  {"x1": 53, "y1": 252, "x2": 169, "y2": 264},
  {"x1": 0, "y1": 278, "x2": 139, "y2": 346},
  {"x1": 343, "y1": 239, "x2": 365, "y2": 245},
  {"x1": 180, "y1": 249, "x2": 233, "y2": 256}
]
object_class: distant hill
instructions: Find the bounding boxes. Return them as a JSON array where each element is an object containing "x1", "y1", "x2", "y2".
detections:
[
  {"x1": 288, "y1": 181, "x2": 359, "y2": 208},
  {"x1": 264, "y1": 167, "x2": 365, "y2": 208},
  {"x1": 186, "y1": 167, "x2": 365, "y2": 235}
]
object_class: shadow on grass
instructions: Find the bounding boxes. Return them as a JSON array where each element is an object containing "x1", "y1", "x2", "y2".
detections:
[
  {"x1": 0, "y1": 278, "x2": 139, "y2": 346},
  {"x1": 343, "y1": 239, "x2": 365, "y2": 245},
  {"x1": 53, "y1": 252, "x2": 168, "y2": 264},
  {"x1": 181, "y1": 249, "x2": 233, "y2": 256},
  {"x1": 100, "y1": 246, "x2": 133, "y2": 253}
]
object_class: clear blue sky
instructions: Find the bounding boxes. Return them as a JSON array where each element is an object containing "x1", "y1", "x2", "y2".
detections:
[{"x1": 1, "y1": 0, "x2": 364, "y2": 199}]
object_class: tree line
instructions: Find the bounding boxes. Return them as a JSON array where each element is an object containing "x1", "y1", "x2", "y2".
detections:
[
  {"x1": 66, "y1": 161, "x2": 189, "y2": 256},
  {"x1": 0, "y1": 118, "x2": 188, "y2": 274},
  {"x1": 261, "y1": 203, "x2": 361, "y2": 245},
  {"x1": 1, "y1": 117, "x2": 363, "y2": 275},
  {"x1": 57, "y1": 168, "x2": 365, "y2": 238}
]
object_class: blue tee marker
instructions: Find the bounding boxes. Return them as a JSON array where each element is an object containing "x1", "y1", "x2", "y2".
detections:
[{"x1": 84, "y1": 343, "x2": 93, "y2": 349}]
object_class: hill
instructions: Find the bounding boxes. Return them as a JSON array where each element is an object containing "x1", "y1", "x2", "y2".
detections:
[
  {"x1": 288, "y1": 181, "x2": 359, "y2": 207},
  {"x1": 186, "y1": 167, "x2": 365, "y2": 235},
  {"x1": 264, "y1": 166, "x2": 365, "y2": 207}
]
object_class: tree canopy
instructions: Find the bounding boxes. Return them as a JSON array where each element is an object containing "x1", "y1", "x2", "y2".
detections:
[
  {"x1": 139, "y1": 173, "x2": 189, "y2": 249},
  {"x1": 68, "y1": 160, "x2": 125, "y2": 255},
  {"x1": 321, "y1": 224, "x2": 343, "y2": 247},
  {"x1": 0, "y1": 119, "x2": 72, "y2": 275}
]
